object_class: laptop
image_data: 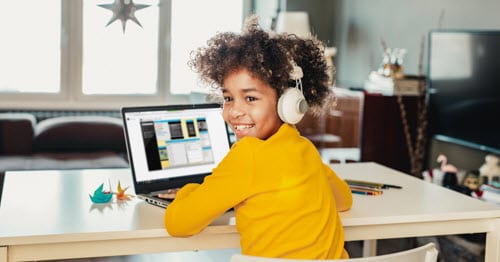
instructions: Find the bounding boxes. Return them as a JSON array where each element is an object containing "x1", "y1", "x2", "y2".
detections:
[{"x1": 121, "y1": 103, "x2": 231, "y2": 208}]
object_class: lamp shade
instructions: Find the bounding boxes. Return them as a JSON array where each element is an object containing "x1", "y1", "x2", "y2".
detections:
[{"x1": 275, "y1": 11, "x2": 311, "y2": 38}]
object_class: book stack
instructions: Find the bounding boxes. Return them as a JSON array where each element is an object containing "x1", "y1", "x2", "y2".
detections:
[{"x1": 363, "y1": 71, "x2": 426, "y2": 96}]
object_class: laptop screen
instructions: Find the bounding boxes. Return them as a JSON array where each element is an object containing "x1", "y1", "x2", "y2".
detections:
[{"x1": 122, "y1": 104, "x2": 231, "y2": 193}]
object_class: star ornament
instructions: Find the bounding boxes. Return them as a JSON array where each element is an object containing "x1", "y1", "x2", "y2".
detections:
[{"x1": 98, "y1": 0, "x2": 150, "y2": 33}]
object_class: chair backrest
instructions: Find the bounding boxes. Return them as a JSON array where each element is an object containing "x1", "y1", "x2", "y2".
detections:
[{"x1": 230, "y1": 243, "x2": 438, "y2": 262}]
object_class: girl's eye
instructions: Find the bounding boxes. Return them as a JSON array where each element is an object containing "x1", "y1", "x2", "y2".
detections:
[
  {"x1": 246, "y1": 96, "x2": 257, "y2": 102},
  {"x1": 223, "y1": 97, "x2": 233, "y2": 102}
]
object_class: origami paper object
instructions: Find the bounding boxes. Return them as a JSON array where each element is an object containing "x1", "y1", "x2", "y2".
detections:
[
  {"x1": 115, "y1": 180, "x2": 132, "y2": 200},
  {"x1": 89, "y1": 183, "x2": 113, "y2": 204}
]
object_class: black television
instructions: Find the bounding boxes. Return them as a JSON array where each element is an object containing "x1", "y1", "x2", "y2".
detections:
[{"x1": 427, "y1": 30, "x2": 500, "y2": 155}]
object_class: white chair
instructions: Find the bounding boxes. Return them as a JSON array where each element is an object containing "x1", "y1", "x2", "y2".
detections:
[{"x1": 230, "y1": 242, "x2": 438, "y2": 262}]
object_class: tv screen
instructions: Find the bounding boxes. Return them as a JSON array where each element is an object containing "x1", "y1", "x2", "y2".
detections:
[{"x1": 428, "y1": 30, "x2": 500, "y2": 154}]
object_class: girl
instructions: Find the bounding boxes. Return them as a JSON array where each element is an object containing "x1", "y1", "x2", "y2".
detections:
[{"x1": 164, "y1": 16, "x2": 352, "y2": 259}]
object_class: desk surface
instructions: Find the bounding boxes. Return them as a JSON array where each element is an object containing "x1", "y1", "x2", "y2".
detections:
[
  {"x1": 1, "y1": 162, "x2": 500, "y2": 261},
  {"x1": 0, "y1": 168, "x2": 166, "y2": 239},
  {"x1": 334, "y1": 163, "x2": 500, "y2": 226}
]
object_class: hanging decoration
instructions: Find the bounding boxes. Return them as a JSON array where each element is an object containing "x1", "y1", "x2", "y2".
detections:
[{"x1": 98, "y1": 0, "x2": 150, "y2": 33}]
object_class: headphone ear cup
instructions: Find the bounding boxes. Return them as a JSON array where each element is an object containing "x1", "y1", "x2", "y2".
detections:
[{"x1": 277, "y1": 88, "x2": 308, "y2": 124}]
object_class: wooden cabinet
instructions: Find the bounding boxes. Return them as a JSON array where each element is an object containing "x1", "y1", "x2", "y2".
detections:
[
  {"x1": 296, "y1": 88, "x2": 363, "y2": 162},
  {"x1": 297, "y1": 89, "x2": 425, "y2": 173},
  {"x1": 360, "y1": 93, "x2": 421, "y2": 174}
]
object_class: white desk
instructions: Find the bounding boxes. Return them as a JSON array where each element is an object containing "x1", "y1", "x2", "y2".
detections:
[
  {"x1": 334, "y1": 163, "x2": 500, "y2": 261},
  {"x1": 1, "y1": 162, "x2": 500, "y2": 261},
  {"x1": 0, "y1": 168, "x2": 237, "y2": 262}
]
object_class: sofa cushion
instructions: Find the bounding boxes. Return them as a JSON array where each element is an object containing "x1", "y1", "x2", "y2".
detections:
[
  {"x1": 0, "y1": 152, "x2": 129, "y2": 173},
  {"x1": 34, "y1": 116, "x2": 126, "y2": 153},
  {"x1": 0, "y1": 113, "x2": 36, "y2": 155}
]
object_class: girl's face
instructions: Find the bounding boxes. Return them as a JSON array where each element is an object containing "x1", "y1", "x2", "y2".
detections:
[{"x1": 222, "y1": 68, "x2": 283, "y2": 140}]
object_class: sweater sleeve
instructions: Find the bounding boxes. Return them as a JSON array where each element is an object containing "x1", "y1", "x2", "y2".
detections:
[
  {"x1": 324, "y1": 164, "x2": 353, "y2": 211},
  {"x1": 164, "y1": 139, "x2": 255, "y2": 236}
]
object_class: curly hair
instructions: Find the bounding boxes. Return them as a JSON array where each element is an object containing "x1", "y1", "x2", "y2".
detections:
[{"x1": 189, "y1": 15, "x2": 335, "y2": 112}]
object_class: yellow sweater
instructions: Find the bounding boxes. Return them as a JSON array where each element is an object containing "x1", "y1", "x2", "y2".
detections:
[{"x1": 164, "y1": 124, "x2": 352, "y2": 259}]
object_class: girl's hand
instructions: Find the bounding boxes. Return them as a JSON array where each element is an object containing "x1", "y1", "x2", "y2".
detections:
[{"x1": 158, "y1": 188, "x2": 180, "y2": 200}]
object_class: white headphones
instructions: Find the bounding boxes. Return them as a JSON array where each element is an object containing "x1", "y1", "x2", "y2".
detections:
[{"x1": 277, "y1": 63, "x2": 308, "y2": 124}]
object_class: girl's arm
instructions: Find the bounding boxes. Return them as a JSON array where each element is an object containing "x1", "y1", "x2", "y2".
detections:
[
  {"x1": 164, "y1": 173, "x2": 244, "y2": 236},
  {"x1": 164, "y1": 140, "x2": 253, "y2": 236},
  {"x1": 324, "y1": 164, "x2": 353, "y2": 211}
]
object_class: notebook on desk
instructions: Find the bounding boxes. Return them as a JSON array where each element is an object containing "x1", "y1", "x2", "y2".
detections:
[{"x1": 121, "y1": 103, "x2": 231, "y2": 208}]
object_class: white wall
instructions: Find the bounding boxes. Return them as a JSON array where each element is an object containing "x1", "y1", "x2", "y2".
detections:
[{"x1": 332, "y1": 0, "x2": 500, "y2": 88}]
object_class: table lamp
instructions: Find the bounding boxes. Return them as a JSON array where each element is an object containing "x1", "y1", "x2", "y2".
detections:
[{"x1": 275, "y1": 11, "x2": 311, "y2": 38}]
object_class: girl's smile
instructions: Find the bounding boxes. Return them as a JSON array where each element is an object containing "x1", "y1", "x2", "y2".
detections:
[{"x1": 222, "y1": 68, "x2": 283, "y2": 140}]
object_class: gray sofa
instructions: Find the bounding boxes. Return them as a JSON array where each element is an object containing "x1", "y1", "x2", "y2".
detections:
[{"x1": 0, "y1": 113, "x2": 129, "y2": 176}]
